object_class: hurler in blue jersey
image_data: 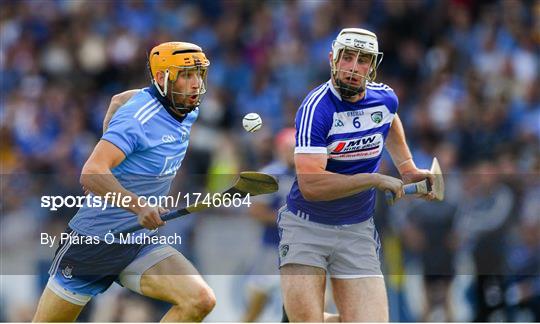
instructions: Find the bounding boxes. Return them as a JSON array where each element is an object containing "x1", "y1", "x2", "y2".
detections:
[
  {"x1": 279, "y1": 28, "x2": 436, "y2": 322},
  {"x1": 34, "y1": 42, "x2": 216, "y2": 322}
]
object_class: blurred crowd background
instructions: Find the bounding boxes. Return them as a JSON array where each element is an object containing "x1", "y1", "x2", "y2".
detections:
[{"x1": 1, "y1": 0, "x2": 539, "y2": 322}]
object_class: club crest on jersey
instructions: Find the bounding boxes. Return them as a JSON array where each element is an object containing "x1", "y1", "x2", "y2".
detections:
[
  {"x1": 280, "y1": 244, "x2": 289, "y2": 258},
  {"x1": 371, "y1": 112, "x2": 383, "y2": 124},
  {"x1": 62, "y1": 265, "x2": 73, "y2": 279},
  {"x1": 177, "y1": 128, "x2": 188, "y2": 142},
  {"x1": 328, "y1": 133, "x2": 383, "y2": 161}
]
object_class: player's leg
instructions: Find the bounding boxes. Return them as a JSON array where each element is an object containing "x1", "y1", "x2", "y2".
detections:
[
  {"x1": 32, "y1": 287, "x2": 84, "y2": 322},
  {"x1": 241, "y1": 275, "x2": 280, "y2": 322},
  {"x1": 242, "y1": 288, "x2": 269, "y2": 322},
  {"x1": 328, "y1": 217, "x2": 388, "y2": 321},
  {"x1": 140, "y1": 258, "x2": 216, "y2": 322},
  {"x1": 323, "y1": 274, "x2": 341, "y2": 322},
  {"x1": 281, "y1": 304, "x2": 341, "y2": 322},
  {"x1": 119, "y1": 245, "x2": 215, "y2": 322},
  {"x1": 33, "y1": 229, "x2": 97, "y2": 322},
  {"x1": 242, "y1": 245, "x2": 281, "y2": 322},
  {"x1": 423, "y1": 277, "x2": 453, "y2": 321},
  {"x1": 280, "y1": 263, "x2": 326, "y2": 322},
  {"x1": 331, "y1": 276, "x2": 389, "y2": 322},
  {"x1": 278, "y1": 206, "x2": 336, "y2": 321}
]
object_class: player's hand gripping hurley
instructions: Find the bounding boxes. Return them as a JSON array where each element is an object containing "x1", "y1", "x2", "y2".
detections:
[
  {"x1": 111, "y1": 172, "x2": 279, "y2": 234},
  {"x1": 385, "y1": 157, "x2": 445, "y2": 206}
]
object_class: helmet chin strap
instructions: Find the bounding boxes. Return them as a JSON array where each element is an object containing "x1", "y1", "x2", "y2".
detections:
[
  {"x1": 153, "y1": 70, "x2": 169, "y2": 97},
  {"x1": 334, "y1": 78, "x2": 365, "y2": 99},
  {"x1": 152, "y1": 71, "x2": 198, "y2": 115}
]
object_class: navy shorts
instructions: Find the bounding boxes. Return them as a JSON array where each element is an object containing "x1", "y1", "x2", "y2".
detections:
[{"x1": 47, "y1": 228, "x2": 174, "y2": 304}]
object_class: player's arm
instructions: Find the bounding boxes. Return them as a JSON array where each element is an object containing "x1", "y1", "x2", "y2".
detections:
[
  {"x1": 103, "y1": 89, "x2": 140, "y2": 133},
  {"x1": 295, "y1": 153, "x2": 403, "y2": 201},
  {"x1": 79, "y1": 89, "x2": 139, "y2": 195},
  {"x1": 385, "y1": 115, "x2": 416, "y2": 175},
  {"x1": 386, "y1": 114, "x2": 435, "y2": 189},
  {"x1": 80, "y1": 140, "x2": 165, "y2": 229}
]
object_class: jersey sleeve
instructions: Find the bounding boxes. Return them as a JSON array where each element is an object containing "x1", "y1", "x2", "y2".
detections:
[
  {"x1": 101, "y1": 109, "x2": 145, "y2": 157},
  {"x1": 386, "y1": 88, "x2": 399, "y2": 114},
  {"x1": 294, "y1": 93, "x2": 331, "y2": 154}
]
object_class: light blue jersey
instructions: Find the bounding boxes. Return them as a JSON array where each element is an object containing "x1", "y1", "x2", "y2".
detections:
[
  {"x1": 69, "y1": 87, "x2": 198, "y2": 239},
  {"x1": 287, "y1": 80, "x2": 399, "y2": 225}
]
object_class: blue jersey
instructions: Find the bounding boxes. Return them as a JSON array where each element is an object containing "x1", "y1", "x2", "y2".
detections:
[
  {"x1": 287, "y1": 80, "x2": 399, "y2": 225},
  {"x1": 256, "y1": 161, "x2": 295, "y2": 246},
  {"x1": 69, "y1": 87, "x2": 198, "y2": 239}
]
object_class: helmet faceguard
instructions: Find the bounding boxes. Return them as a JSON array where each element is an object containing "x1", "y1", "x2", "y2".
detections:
[
  {"x1": 148, "y1": 42, "x2": 210, "y2": 114},
  {"x1": 331, "y1": 28, "x2": 383, "y2": 99}
]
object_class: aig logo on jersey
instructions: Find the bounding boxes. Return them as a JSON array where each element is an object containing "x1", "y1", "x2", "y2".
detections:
[{"x1": 328, "y1": 133, "x2": 383, "y2": 161}]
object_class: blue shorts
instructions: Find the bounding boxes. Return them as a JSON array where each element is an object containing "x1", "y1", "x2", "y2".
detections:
[{"x1": 47, "y1": 228, "x2": 177, "y2": 305}]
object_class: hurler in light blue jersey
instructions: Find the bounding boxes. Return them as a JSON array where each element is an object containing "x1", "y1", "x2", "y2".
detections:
[
  {"x1": 278, "y1": 28, "x2": 436, "y2": 322},
  {"x1": 69, "y1": 86, "x2": 199, "y2": 240},
  {"x1": 34, "y1": 42, "x2": 217, "y2": 322}
]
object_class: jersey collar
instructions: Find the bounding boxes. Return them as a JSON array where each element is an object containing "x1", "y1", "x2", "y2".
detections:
[{"x1": 327, "y1": 79, "x2": 342, "y2": 101}]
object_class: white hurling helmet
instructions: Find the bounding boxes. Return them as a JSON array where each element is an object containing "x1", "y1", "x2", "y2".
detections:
[{"x1": 331, "y1": 28, "x2": 384, "y2": 98}]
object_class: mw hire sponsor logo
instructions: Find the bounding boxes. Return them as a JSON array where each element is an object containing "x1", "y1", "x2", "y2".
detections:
[{"x1": 328, "y1": 133, "x2": 383, "y2": 160}]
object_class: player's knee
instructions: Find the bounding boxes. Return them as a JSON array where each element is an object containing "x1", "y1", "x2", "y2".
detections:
[
  {"x1": 174, "y1": 284, "x2": 215, "y2": 317},
  {"x1": 193, "y1": 285, "x2": 216, "y2": 316}
]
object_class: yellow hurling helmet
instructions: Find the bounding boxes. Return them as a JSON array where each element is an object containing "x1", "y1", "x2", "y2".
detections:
[{"x1": 148, "y1": 42, "x2": 210, "y2": 113}]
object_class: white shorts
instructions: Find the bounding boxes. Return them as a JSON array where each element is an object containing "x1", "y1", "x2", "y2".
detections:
[{"x1": 277, "y1": 206, "x2": 383, "y2": 278}]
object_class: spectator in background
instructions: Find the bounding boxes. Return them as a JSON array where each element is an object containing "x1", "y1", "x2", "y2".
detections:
[
  {"x1": 241, "y1": 128, "x2": 296, "y2": 322},
  {"x1": 455, "y1": 160, "x2": 517, "y2": 322},
  {"x1": 400, "y1": 143, "x2": 460, "y2": 322},
  {"x1": 505, "y1": 158, "x2": 540, "y2": 322}
]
